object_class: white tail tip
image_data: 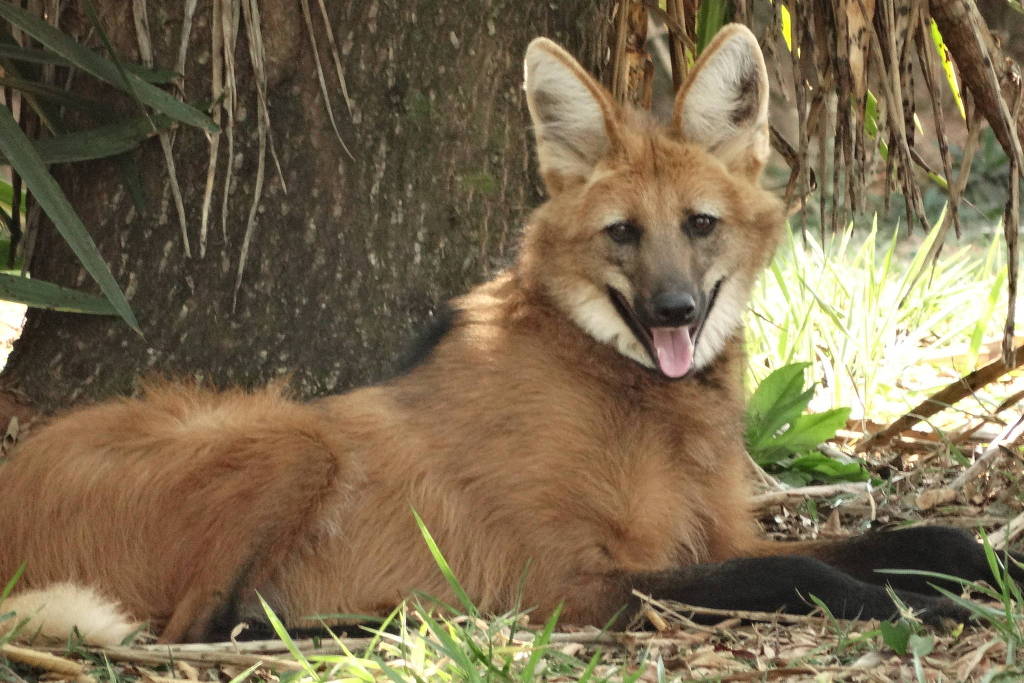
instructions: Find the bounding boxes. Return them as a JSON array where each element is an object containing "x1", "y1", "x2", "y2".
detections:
[{"x1": 1, "y1": 583, "x2": 141, "y2": 647}]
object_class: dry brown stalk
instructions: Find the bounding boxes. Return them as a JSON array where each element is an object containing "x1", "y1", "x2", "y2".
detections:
[
  {"x1": 949, "y1": 412, "x2": 1024, "y2": 490},
  {"x1": 1, "y1": 643, "x2": 89, "y2": 680},
  {"x1": 750, "y1": 482, "x2": 874, "y2": 510},
  {"x1": 990, "y1": 510, "x2": 1024, "y2": 551},
  {"x1": 82, "y1": 644, "x2": 303, "y2": 671},
  {"x1": 858, "y1": 344, "x2": 1024, "y2": 451},
  {"x1": 631, "y1": 592, "x2": 837, "y2": 625}
]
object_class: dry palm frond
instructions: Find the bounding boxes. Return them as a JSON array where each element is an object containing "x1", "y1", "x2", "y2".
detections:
[{"x1": 132, "y1": 0, "x2": 191, "y2": 258}]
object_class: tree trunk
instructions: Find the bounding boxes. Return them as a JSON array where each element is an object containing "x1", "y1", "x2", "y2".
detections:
[{"x1": 3, "y1": 0, "x2": 611, "y2": 411}]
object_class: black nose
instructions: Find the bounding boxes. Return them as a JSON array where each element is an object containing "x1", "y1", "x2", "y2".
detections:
[{"x1": 650, "y1": 290, "x2": 698, "y2": 327}]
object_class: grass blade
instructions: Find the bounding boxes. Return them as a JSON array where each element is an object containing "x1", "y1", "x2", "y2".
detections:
[
  {"x1": 0, "y1": 104, "x2": 140, "y2": 332},
  {"x1": 0, "y1": 2, "x2": 216, "y2": 132},
  {"x1": 411, "y1": 508, "x2": 477, "y2": 616},
  {"x1": 225, "y1": 662, "x2": 262, "y2": 683},
  {"x1": 256, "y1": 594, "x2": 319, "y2": 678},
  {"x1": 1, "y1": 564, "x2": 25, "y2": 602},
  {"x1": 519, "y1": 603, "x2": 561, "y2": 682}
]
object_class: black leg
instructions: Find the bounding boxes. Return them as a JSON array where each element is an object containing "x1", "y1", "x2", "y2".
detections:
[
  {"x1": 631, "y1": 555, "x2": 970, "y2": 626},
  {"x1": 809, "y1": 526, "x2": 1024, "y2": 595}
]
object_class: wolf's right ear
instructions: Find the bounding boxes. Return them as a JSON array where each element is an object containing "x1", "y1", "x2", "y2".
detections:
[{"x1": 524, "y1": 38, "x2": 622, "y2": 194}]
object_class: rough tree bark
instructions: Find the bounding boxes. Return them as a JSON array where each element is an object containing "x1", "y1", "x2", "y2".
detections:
[{"x1": 3, "y1": 1, "x2": 611, "y2": 411}]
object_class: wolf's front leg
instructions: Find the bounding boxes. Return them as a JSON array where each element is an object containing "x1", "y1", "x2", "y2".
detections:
[{"x1": 629, "y1": 555, "x2": 970, "y2": 625}]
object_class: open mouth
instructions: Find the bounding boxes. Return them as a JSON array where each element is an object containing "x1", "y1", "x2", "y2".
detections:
[{"x1": 607, "y1": 279, "x2": 724, "y2": 379}]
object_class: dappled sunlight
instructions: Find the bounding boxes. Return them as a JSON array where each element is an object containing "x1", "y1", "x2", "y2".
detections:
[
  {"x1": 0, "y1": 300, "x2": 25, "y2": 371},
  {"x1": 747, "y1": 219, "x2": 1024, "y2": 433}
]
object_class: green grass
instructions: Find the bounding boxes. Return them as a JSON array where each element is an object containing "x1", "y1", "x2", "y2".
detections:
[{"x1": 746, "y1": 214, "x2": 1013, "y2": 426}]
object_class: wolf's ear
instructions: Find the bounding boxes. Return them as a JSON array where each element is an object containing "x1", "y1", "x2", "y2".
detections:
[
  {"x1": 672, "y1": 25, "x2": 770, "y2": 180},
  {"x1": 524, "y1": 38, "x2": 622, "y2": 194}
]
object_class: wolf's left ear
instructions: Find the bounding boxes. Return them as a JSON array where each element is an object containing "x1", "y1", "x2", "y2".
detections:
[
  {"x1": 524, "y1": 38, "x2": 622, "y2": 194},
  {"x1": 672, "y1": 25, "x2": 770, "y2": 180}
]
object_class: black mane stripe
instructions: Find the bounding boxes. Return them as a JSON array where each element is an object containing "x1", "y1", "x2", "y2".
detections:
[{"x1": 391, "y1": 302, "x2": 457, "y2": 376}]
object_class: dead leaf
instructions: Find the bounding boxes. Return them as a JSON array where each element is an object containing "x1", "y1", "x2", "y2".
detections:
[{"x1": 915, "y1": 487, "x2": 957, "y2": 511}]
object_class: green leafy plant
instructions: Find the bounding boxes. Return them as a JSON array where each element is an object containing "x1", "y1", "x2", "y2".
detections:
[
  {"x1": 745, "y1": 362, "x2": 861, "y2": 485},
  {"x1": 0, "y1": 2, "x2": 217, "y2": 332}
]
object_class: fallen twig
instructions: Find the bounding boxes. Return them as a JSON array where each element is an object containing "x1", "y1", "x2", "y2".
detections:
[
  {"x1": 858, "y1": 344, "x2": 1024, "y2": 451},
  {"x1": 949, "y1": 413, "x2": 1024, "y2": 490},
  {"x1": 70, "y1": 644, "x2": 302, "y2": 672},
  {"x1": 751, "y1": 483, "x2": 873, "y2": 510},
  {"x1": 631, "y1": 598, "x2": 835, "y2": 625},
  {"x1": 1, "y1": 643, "x2": 90, "y2": 680},
  {"x1": 990, "y1": 511, "x2": 1024, "y2": 551}
]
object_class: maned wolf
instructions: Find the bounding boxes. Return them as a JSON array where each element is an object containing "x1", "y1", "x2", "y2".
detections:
[{"x1": 1, "y1": 26, "x2": 1021, "y2": 646}]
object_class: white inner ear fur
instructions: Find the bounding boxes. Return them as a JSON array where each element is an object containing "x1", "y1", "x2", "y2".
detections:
[
  {"x1": 674, "y1": 26, "x2": 770, "y2": 172},
  {"x1": 524, "y1": 38, "x2": 615, "y2": 185}
]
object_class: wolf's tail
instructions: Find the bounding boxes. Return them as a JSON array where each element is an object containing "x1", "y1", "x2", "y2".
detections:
[{"x1": 0, "y1": 583, "x2": 140, "y2": 646}]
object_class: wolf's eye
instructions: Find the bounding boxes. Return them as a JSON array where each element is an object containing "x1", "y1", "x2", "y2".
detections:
[
  {"x1": 686, "y1": 213, "x2": 718, "y2": 237},
  {"x1": 605, "y1": 221, "x2": 642, "y2": 245}
]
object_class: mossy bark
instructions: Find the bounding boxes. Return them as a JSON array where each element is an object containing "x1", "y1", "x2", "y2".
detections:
[{"x1": 3, "y1": 0, "x2": 611, "y2": 410}]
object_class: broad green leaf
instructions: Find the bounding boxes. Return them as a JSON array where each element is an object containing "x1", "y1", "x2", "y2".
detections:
[
  {"x1": 0, "y1": 2, "x2": 216, "y2": 132},
  {"x1": 775, "y1": 469, "x2": 811, "y2": 486},
  {"x1": 788, "y1": 453, "x2": 869, "y2": 483},
  {"x1": 880, "y1": 620, "x2": 913, "y2": 654},
  {"x1": 0, "y1": 273, "x2": 116, "y2": 314},
  {"x1": 752, "y1": 445, "x2": 795, "y2": 466},
  {"x1": 747, "y1": 383, "x2": 814, "y2": 448},
  {"x1": 746, "y1": 363, "x2": 815, "y2": 447},
  {"x1": 0, "y1": 105, "x2": 139, "y2": 332},
  {"x1": 0, "y1": 114, "x2": 172, "y2": 165},
  {"x1": 0, "y1": 41, "x2": 178, "y2": 82},
  {"x1": 769, "y1": 407, "x2": 851, "y2": 451},
  {"x1": 747, "y1": 362, "x2": 810, "y2": 418}
]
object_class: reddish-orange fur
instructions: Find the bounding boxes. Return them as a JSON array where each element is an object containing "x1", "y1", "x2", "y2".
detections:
[{"x1": 0, "y1": 27, "x2": 842, "y2": 642}]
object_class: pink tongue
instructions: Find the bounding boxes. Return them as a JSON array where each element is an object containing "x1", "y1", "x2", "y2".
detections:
[{"x1": 651, "y1": 327, "x2": 694, "y2": 378}]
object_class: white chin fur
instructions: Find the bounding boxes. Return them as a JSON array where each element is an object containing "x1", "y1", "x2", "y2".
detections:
[
  {"x1": 692, "y1": 276, "x2": 746, "y2": 370},
  {"x1": 556, "y1": 277, "x2": 747, "y2": 374},
  {"x1": 554, "y1": 280, "x2": 654, "y2": 369}
]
